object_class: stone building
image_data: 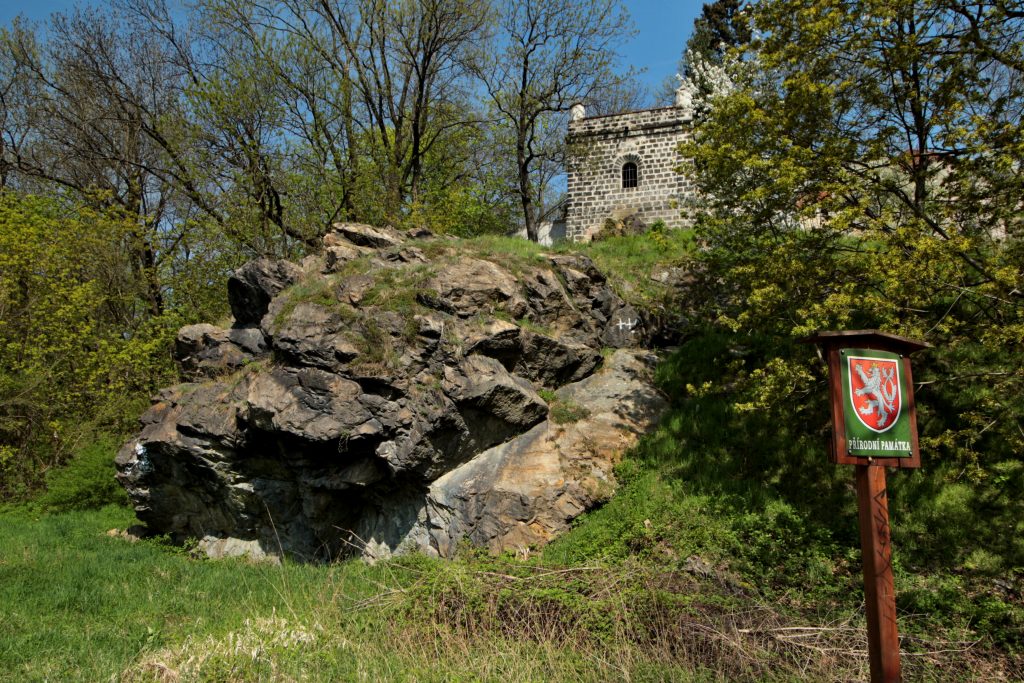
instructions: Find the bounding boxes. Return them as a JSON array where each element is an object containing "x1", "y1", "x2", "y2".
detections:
[{"x1": 564, "y1": 91, "x2": 696, "y2": 241}]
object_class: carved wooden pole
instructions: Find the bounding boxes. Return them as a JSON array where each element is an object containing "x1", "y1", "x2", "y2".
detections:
[{"x1": 857, "y1": 465, "x2": 900, "y2": 682}]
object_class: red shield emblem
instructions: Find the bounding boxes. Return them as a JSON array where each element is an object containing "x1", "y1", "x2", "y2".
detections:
[{"x1": 848, "y1": 356, "x2": 902, "y2": 432}]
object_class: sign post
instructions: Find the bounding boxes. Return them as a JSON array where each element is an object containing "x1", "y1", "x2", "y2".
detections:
[{"x1": 801, "y1": 330, "x2": 929, "y2": 683}]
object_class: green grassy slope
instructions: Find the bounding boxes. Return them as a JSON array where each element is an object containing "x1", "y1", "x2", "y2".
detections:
[
  {"x1": 0, "y1": 507, "x2": 721, "y2": 682},
  {"x1": 1, "y1": 230, "x2": 1020, "y2": 681},
  {"x1": 0, "y1": 465, "x2": 1015, "y2": 681}
]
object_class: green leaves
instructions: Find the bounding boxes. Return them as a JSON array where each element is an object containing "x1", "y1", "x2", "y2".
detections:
[
  {"x1": 680, "y1": 0, "x2": 1024, "y2": 574},
  {"x1": 0, "y1": 193, "x2": 179, "y2": 499}
]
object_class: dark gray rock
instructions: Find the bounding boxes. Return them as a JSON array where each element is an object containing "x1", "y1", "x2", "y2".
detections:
[
  {"x1": 449, "y1": 354, "x2": 548, "y2": 435},
  {"x1": 405, "y1": 227, "x2": 434, "y2": 240},
  {"x1": 175, "y1": 324, "x2": 269, "y2": 380},
  {"x1": 228, "y1": 326, "x2": 269, "y2": 355},
  {"x1": 263, "y1": 302, "x2": 359, "y2": 371},
  {"x1": 175, "y1": 324, "x2": 259, "y2": 380},
  {"x1": 115, "y1": 379, "x2": 253, "y2": 546},
  {"x1": 464, "y1": 319, "x2": 522, "y2": 364},
  {"x1": 245, "y1": 367, "x2": 372, "y2": 443},
  {"x1": 383, "y1": 246, "x2": 427, "y2": 264},
  {"x1": 426, "y1": 258, "x2": 528, "y2": 318},
  {"x1": 228, "y1": 258, "x2": 303, "y2": 325},
  {"x1": 328, "y1": 222, "x2": 404, "y2": 249},
  {"x1": 522, "y1": 269, "x2": 577, "y2": 324},
  {"x1": 549, "y1": 253, "x2": 606, "y2": 290},
  {"x1": 602, "y1": 303, "x2": 645, "y2": 348},
  {"x1": 513, "y1": 332, "x2": 603, "y2": 386}
]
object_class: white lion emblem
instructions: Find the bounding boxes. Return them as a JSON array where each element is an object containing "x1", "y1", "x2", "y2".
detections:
[{"x1": 854, "y1": 363, "x2": 898, "y2": 427}]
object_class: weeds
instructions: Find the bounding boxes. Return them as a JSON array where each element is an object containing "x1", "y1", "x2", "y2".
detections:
[
  {"x1": 350, "y1": 318, "x2": 401, "y2": 375},
  {"x1": 537, "y1": 389, "x2": 592, "y2": 424},
  {"x1": 3, "y1": 505, "x2": 1016, "y2": 682},
  {"x1": 271, "y1": 275, "x2": 343, "y2": 326},
  {"x1": 360, "y1": 263, "x2": 435, "y2": 316},
  {"x1": 549, "y1": 399, "x2": 591, "y2": 424}
]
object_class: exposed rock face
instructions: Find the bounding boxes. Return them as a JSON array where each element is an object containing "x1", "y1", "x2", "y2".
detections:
[
  {"x1": 175, "y1": 324, "x2": 267, "y2": 380},
  {"x1": 227, "y1": 258, "x2": 303, "y2": 325},
  {"x1": 425, "y1": 350, "x2": 665, "y2": 558},
  {"x1": 116, "y1": 224, "x2": 666, "y2": 561}
]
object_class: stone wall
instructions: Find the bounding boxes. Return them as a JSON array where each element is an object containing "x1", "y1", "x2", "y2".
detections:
[
  {"x1": 513, "y1": 219, "x2": 566, "y2": 246},
  {"x1": 566, "y1": 106, "x2": 695, "y2": 241}
]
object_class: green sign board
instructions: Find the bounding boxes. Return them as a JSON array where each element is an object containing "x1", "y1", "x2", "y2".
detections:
[{"x1": 839, "y1": 348, "x2": 913, "y2": 458}]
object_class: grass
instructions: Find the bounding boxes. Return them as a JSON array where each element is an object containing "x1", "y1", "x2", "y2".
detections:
[
  {"x1": 567, "y1": 226, "x2": 696, "y2": 311},
  {"x1": 4, "y1": 231, "x2": 1019, "y2": 680},
  {"x1": 270, "y1": 274, "x2": 349, "y2": 327},
  {"x1": 548, "y1": 399, "x2": 591, "y2": 424},
  {"x1": 538, "y1": 388, "x2": 591, "y2": 424},
  {"x1": 0, "y1": 506, "x2": 316, "y2": 680},
  {"x1": 1, "y1": 501, "x2": 1013, "y2": 681},
  {"x1": 458, "y1": 234, "x2": 550, "y2": 274},
  {"x1": 350, "y1": 317, "x2": 402, "y2": 375},
  {"x1": 0, "y1": 506, "x2": 722, "y2": 681},
  {"x1": 359, "y1": 262, "x2": 435, "y2": 316}
]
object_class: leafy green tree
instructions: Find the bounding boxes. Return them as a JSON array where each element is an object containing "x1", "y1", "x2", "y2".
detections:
[
  {"x1": 0, "y1": 193, "x2": 179, "y2": 499},
  {"x1": 1, "y1": 11, "x2": 183, "y2": 314},
  {"x1": 407, "y1": 118, "x2": 521, "y2": 235},
  {"x1": 682, "y1": 0, "x2": 1024, "y2": 568},
  {"x1": 687, "y1": 0, "x2": 751, "y2": 65}
]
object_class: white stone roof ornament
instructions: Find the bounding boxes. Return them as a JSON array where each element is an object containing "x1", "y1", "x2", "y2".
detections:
[
  {"x1": 570, "y1": 102, "x2": 586, "y2": 122},
  {"x1": 674, "y1": 74, "x2": 695, "y2": 120}
]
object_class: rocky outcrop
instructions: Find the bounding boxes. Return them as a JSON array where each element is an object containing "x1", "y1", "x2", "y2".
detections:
[
  {"x1": 175, "y1": 324, "x2": 268, "y2": 381},
  {"x1": 116, "y1": 223, "x2": 666, "y2": 562}
]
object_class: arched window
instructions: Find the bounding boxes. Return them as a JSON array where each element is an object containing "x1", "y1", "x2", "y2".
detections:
[{"x1": 622, "y1": 162, "x2": 638, "y2": 189}]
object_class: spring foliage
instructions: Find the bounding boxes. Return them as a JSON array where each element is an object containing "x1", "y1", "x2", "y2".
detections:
[
  {"x1": 681, "y1": 0, "x2": 1024, "y2": 571},
  {"x1": 0, "y1": 194, "x2": 179, "y2": 498},
  {"x1": 0, "y1": 0, "x2": 641, "y2": 500}
]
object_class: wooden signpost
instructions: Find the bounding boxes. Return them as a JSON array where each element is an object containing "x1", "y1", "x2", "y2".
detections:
[{"x1": 801, "y1": 330, "x2": 929, "y2": 683}]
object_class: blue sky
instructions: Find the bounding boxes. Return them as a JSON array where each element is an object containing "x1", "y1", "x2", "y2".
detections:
[
  {"x1": 626, "y1": 1, "x2": 701, "y2": 94},
  {"x1": 0, "y1": 0, "x2": 700, "y2": 101}
]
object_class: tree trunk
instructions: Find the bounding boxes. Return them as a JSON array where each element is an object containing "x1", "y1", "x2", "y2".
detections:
[{"x1": 517, "y1": 127, "x2": 538, "y2": 241}]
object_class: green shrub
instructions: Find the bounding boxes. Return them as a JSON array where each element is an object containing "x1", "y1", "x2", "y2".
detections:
[
  {"x1": 548, "y1": 399, "x2": 590, "y2": 424},
  {"x1": 39, "y1": 437, "x2": 128, "y2": 512}
]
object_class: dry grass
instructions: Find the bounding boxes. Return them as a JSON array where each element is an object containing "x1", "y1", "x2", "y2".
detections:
[
  {"x1": 123, "y1": 558, "x2": 1019, "y2": 682},
  {"x1": 404, "y1": 561, "x2": 1019, "y2": 682}
]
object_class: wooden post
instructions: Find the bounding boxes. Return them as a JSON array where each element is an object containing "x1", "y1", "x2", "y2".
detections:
[
  {"x1": 856, "y1": 464, "x2": 901, "y2": 682},
  {"x1": 800, "y1": 330, "x2": 929, "y2": 682}
]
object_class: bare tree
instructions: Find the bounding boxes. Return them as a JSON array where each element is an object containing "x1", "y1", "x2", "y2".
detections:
[
  {"x1": 324, "y1": 0, "x2": 490, "y2": 220},
  {"x1": 0, "y1": 11, "x2": 191, "y2": 314},
  {"x1": 199, "y1": 0, "x2": 488, "y2": 226},
  {"x1": 476, "y1": 0, "x2": 635, "y2": 241}
]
